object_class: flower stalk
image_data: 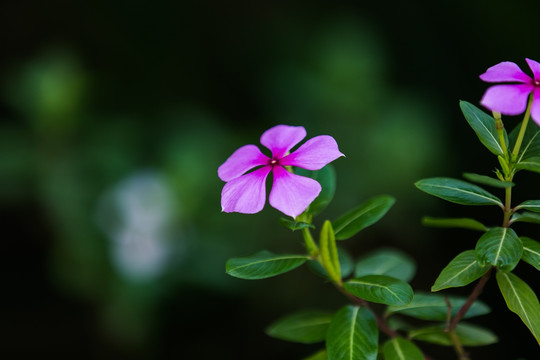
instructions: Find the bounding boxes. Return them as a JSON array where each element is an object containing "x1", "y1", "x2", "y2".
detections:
[{"x1": 511, "y1": 93, "x2": 534, "y2": 162}]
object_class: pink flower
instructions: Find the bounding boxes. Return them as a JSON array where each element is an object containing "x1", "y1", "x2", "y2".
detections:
[
  {"x1": 218, "y1": 125, "x2": 344, "y2": 218},
  {"x1": 480, "y1": 58, "x2": 540, "y2": 125}
]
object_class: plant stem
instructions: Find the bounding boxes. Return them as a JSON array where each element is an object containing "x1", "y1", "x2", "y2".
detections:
[
  {"x1": 493, "y1": 111, "x2": 508, "y2": 159},
  {"x1": 502, "y1": 186, "x2": 513, "y2": 227},
  {"x1": 448, "y1": 268, "x2": 492, "y2": 331},
  {"x1": 511, "y1": 93, "x2": 534, "y2": 161},
  {"x1": 448, "y1": 330, "x2": 470, "y2": 360}
]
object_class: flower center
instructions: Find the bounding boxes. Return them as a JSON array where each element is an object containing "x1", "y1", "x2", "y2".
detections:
[
  {"x1": 269, "y1": 158, "x2": 279, "y2": 166},
  {"x1": 535, "y1": 80, "x2": 540, "y2": 86}
]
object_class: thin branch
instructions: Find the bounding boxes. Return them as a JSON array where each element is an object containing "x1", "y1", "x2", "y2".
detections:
[{"x1": 448, "y1": 267, "x2": 493, "y2": 332}]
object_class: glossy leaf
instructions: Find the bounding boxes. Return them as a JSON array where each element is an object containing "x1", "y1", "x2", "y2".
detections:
[
  {"x1": 415, "y1": 178, "x2": 502, "y2": 207},
  {"x1": 521, "y1": 237, "x2": 540, "y2": 271},
  {"x1": 344, "y1": 275, "x2": 413, "y2": 306},
  {"x1": 515, "y1": 156, "x2": 540, "y2": 173},
  {"x1": 226, "y1": 251, "x2": 309, "y2": 280},
  {"x1": 516, "y1": 200, "x2": 540, "y2": 213},
  {"x1": 266, "y1": 310, "x2": 333, "y2": 344},
  {"x1": 432, "y1": 250, "x2": 490, "y2": 291},
  {"x1": 333, "y1": 195, "x2": 395, "y2": 240},
  {"x1": 422, "y1": 217, "x2": 487, "y2": 232},
  {"x1": 387, "y1": 292, "x2": 490, "y2": 321},
  {"x1": 509, "y1": 120, "x2": 540, "y2": 163},
  {"x1": 279, "y1": 218, "x2": 315, "y2": 231},
  {"x1": 326, "y1": 306, "x2": 378, "y2": 360},
  {"x1": 295, "y1": 165, "x2": 336, "y2": 216},
  {"x1": 460, "y1": 101, "x2": 506, "y2": 156},
  {"x1": 410, "y1": 322, "x2": 498, "y2": 346},
  {"x1": 354, "y1": 248, "x2": 416, "y2": 282},
  {"x1": 510, "y1": 211, "x2": 540, "y2": 225},
  {"x1": 309, "y1": 247, "x2": 354, "y2": 279},
  {"x1": 496, "y1": 271, "x2": 540, "y2": 345},
  {"x1": 382, "y1": 338, "x2": 425, "y2": 360},
  {"x1": 462, "y1": 172, "x2": 514, "y2": 188},
  {"x1": 475, "y1": 227, "x2": 522, "y2": 271},
  {"x1": 303, "y1": 350, "x2": 328, "y2": 360}
]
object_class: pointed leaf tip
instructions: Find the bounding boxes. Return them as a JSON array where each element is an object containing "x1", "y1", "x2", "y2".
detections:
[
  {"x1": 226, "y1": 251, "x2": 309, "y2": 279},
  {"x1": 333, "y1": 195, "x2": 396, "y2": 240}
]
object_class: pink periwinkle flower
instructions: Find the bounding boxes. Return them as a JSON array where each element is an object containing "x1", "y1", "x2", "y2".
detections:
[
  {"x1": 218, "y1": 125, "x2": 344, "y2": 218},
  {"x1": 480, "y1": 58, "x2": 540, "y2": 125}
]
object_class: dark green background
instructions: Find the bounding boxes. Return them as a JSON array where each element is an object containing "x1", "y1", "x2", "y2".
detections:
[{"x1": 1, "y1": 1, "x2": 539, "y2": 359}]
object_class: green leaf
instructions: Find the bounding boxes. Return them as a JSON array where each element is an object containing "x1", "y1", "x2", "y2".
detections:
[
  {"x1": 279, "y1": 217, "x2": 315, "y2": 231},
  {"x1": 326, "y1": 306, "x2": 378, "y2": 360},
  {"x1": 462, "y1": 172, "x2": 514, "y2": 188},
  {"x1": 515, "y1": 156, "x2": 540, "y2": 173},
  {"x1": 309, "y1": 247, "x2": 354, "y2": 279},
  {"x1": 460, "y1": 101, "x2": 506, "y2": 156},
  {"x1": 303, "y1": 350, "x2": 328, "y2": 360},
  {"x1": 320, "y1": 220, "x2": 341, "y2": 282},
  {"x1": 521, "y1": 237, "x2": 540, "y2": 271},
  {"x1": 333, "y1": 195, "x2": 395, "y2": 240},
  {"x1": 510, "y1": 211, "x2": 540, "y2": 225},
  {"x1": 516, "y1": 200, "x2": 540, "y2": 213},
  {"x1": 410, "y1": 322, "x2": 498, "y2": 346},
  {"x1": 422, "y1": 217, "x2": 487, "y2": 232},
  {"x1": 225, "y1": 251, "x2": 309, "y2": 280},
  {"x1": 432, "y1": 250, "x2": 490, "y2": 291},
  {"x1": 496, "y1": 271, "x2": 540, "y2": 345},
  {"x1": 265, "y1": 310, "x2": 333, "y2": 344},
  {"x1": 344, "y1": 275, "x2": 413, "y2": 306},
  {"x1": 475, "y1": 227, "x2": 522, "y2": 271},
  {"x1": 354, "y1": 248, "x2": 416, "y2": 282},
  {"x1": 382, "y1": 338, "x2": 425, "y2": 360},
  {"x1": 295, "y1": 165, "x2": 336, "y2": 216},
  {"x1": 509, "y1": 119, "x2": 540, "y2": 162},
  {"x1": 415, "y1": 178, "x2": 503, "y2": 207},
  {"x1": 387, "y1": 292, "x2": 490, "y2": 321}
]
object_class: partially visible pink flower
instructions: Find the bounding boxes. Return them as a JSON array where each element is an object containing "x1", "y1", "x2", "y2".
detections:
[
  {"x1": 480, "y1": 58, "x2": 540, "y2": 125},
  {"x1": 218, "y1": 125, "x2": 344, "y2": 218}
]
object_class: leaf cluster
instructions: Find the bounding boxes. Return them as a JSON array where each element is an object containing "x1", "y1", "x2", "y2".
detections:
[{"x1": 415, "y1": 101, "x2": 540, "y2": 346}]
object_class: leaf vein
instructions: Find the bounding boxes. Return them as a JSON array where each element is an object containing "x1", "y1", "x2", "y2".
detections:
[{"x1": 425, "y1": 184, "x2": 501, "y2": 206}]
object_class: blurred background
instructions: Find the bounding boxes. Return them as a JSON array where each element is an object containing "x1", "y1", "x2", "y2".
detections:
[{"x1": 1, "y1": 0, "x2": 540, "y2": 359}]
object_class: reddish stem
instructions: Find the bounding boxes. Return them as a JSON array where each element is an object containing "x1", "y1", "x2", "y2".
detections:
[{"x1": 448, "y1": 268, "x2": 493, "y2": 332}]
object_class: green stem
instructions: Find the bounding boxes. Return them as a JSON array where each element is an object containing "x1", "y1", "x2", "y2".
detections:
[
  {"x1": 448, "y1": 330, "x2": 470, "y2": 360},
  {"x1": 503, "y1": 186, "x2": 513, "y2": 227},
  {"x1": 493, "y1": 111, "x2": 508, "y2": 159},
  {"x1": 511, "y1": 93, "x2": 534, "y2": 161}
]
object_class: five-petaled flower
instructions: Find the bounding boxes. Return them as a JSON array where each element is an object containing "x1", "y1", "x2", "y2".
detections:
[
  {"x1": 218, "y1": 125, "x2": 344, "y2": 218},
  {"x1": 480, "y1": 58, "x2": 540, "y2": 126}
]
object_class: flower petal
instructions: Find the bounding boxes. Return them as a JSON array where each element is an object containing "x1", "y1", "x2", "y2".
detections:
[
  {"x1": 531, "y1": 87, "x2": 540, "y2": 126},
  {"x1": 269, "y1": 166, "x2": 321, "y2": 218},
  {"x1": 480, "y1": 84, "x2": 533, "y2": 115},
  {"x1": 221, "y1": 166, "x2": 271, "y2": 214},
  {"x1": 479, "y1": 61, "x2": 532, "y2": 83},
  {"x1": 526, "y1": 58, "x2": 540, "y2": 82},
  {"x1": 260, "y1": 125, "x2": 307, "y2": 159},
  {"x1": 218, "y1": 144, "x2": 270, "y2": 182},
  {"x1": 280, "y1": 135, "x2": 344, "y2": 170}
]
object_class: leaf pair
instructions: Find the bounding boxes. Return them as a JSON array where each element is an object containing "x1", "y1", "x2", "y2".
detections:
[
  {"x1": 386, "y1": 293, "x2": 495, "y2": 348},
  {"x1": 266, "y1": 306, "x2": 381, "y2": 360}
]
